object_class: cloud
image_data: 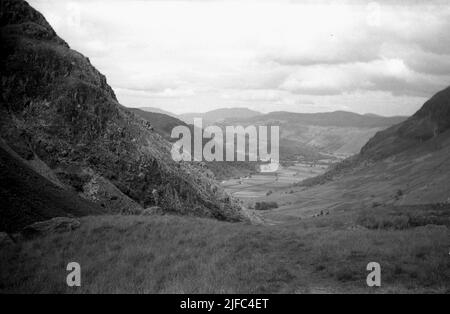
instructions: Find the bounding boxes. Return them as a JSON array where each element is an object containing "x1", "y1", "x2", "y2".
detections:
[
  {"x1": 28, "y1": 0, "x2": 450, "y2": 116},
  {"x1": 280, "y1": 59, "x2": 449, "y2": 97}
]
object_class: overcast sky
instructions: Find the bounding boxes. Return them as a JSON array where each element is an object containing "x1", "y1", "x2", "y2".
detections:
[{"x1": 29, "y1": 0, "x2": 450, "y2": 116}]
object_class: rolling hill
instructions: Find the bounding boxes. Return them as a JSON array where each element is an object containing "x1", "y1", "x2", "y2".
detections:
[
  {"x1": 179, "y1": 107, "x2": 262, "y2": 125},
  {"x1": 135, "y1": 107, "x2": 406, "y2": 161},
  {"x1": 216, "y1": 111, "x2": 407, "y2": 160},
  {"x1": 277, "y1": 86, "x2": 450, "y2": 216},
  {"x1": 231, "y1": 110, "x2": 406, "y2": 128}
]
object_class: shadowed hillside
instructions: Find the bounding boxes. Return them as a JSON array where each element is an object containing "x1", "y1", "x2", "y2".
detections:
[
  {"x1": 360, "y1": 86, "x2": 450, "y2": 161},
  {"x1": 0, "y1": 141, "x2": 105, "y2": 232},
  {"x1": 0, "y1": 0, "x2": 244, "y2": 222}
]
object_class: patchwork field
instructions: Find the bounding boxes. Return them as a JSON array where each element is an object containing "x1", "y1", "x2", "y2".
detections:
[{"x1": 222, "y1": 162, "x2": 328, "y2": 205}]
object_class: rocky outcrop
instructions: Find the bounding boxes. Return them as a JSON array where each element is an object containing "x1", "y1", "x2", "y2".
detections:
[
  {"x1": 0, "y1": 0, "x2": 244, "y2": 222},
  {"x1": 21, "y1": 217, "x2": 80, "y2": 239}
]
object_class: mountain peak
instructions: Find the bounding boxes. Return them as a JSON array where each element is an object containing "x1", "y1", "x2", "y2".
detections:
[
  {"x1": 413, "y1": 86, "x2": 450, "y2": 136},
  {"x1": 0, "y1": 0, "x2": 68, "y2": 46}
]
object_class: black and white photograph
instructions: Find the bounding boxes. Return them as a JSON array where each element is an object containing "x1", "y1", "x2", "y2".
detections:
[{"x1": 0, "y1": 0, "x2": 449, "y2": 298}]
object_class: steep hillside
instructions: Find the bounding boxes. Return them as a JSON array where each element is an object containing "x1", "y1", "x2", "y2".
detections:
[
  {"x1": 292, "y1": 86, "x2": 450, "y2": 210},
  {"x1": 360, "y1": 86, "x2": 450, "y2": 161},
  {"x1": 0, "y1": 0, "x2": 244, "y2": 222}
]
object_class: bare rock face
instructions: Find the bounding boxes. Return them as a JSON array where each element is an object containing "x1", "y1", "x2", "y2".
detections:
[{"x1": 21, "y1": 217, "x2": 81, "y2": 239}]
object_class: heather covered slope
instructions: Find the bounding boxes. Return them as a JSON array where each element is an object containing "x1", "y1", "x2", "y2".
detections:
[{"x1": 0, "y1": 0, "x2": 243, "y2": 222}]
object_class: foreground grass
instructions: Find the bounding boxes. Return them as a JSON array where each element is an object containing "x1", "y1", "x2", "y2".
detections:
[{"x1": 1, "y1": 211, "x2": 449, "y2": 293}]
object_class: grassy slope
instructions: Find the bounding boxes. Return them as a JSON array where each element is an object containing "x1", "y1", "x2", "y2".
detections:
[{"x1": 1, "y1": 210, "x2": 448, "y2": 293}]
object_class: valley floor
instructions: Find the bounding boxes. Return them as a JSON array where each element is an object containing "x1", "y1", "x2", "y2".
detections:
[{"x1": 1, "y1": 209, "x2": 449, "y2": 293}]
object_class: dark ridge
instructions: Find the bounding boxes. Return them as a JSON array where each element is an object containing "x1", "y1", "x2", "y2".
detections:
[
  {"x1": 360, "y1": 86, "x2": 450, "y2": 161},
  {"x1": 0, "y1": 0, "x2": 67, "y2": 46}
]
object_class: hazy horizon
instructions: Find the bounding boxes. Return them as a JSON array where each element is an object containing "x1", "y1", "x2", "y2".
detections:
[
  {"x1": 134, "y1": 105, "x2": 410, "y2": 118},
  {"x1": 29, "y1": 0, "x2": 450, "y2": 116}
]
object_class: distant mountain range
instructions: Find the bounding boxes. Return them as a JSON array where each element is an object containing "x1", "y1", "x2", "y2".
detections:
[
  {"x1": 138, "y1": 108, "x2": 407, "y2": 159},
  {"x1": 216, "y1": 111, "x2": 407, "y2": 159},
  {"x1": 139, "y1": 106, "x2": 405, "y2": 128},
  {"x1": 232, "y1": 110, "x2": 406, "y2": 128},
  {"x1": 178, "y1": 108, "x2": 262, "y2": 125},
  {"x1": 137, "y1": 107, "x2": 180, "y2": 118}
]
